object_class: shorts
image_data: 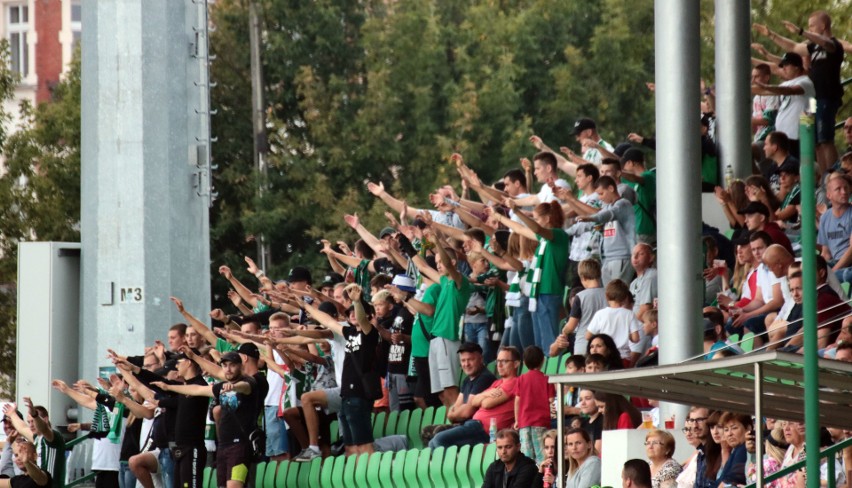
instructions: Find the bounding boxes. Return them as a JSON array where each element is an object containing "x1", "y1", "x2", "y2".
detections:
[
  {"x1": 815, "y1": 97, "x2": 841, "y2": 144},
  {"x1": 338, "y1": 396, "x2": 374, "y2": 446},
  {"x1": 173, "y1": 444, "x2": 206, "y2": 488},
  {"x1": 413, "y1": 357, "x2": 432, "y2": 398},
  {"x1": 428, "y1": 337, "x2": 460, "y2": 394},
  {"x1": 324, "y1": 386, "x2": 342, "y2": 413},
  {"x1": 216, "y1": 443, "x2": 250, "y2": 488},
  {"x1": 265, "y1": 405, "x2": 289, "y2": 457}
]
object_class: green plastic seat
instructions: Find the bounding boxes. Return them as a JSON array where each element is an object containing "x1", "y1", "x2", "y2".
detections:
[
  {"x1": 343, "y1": 453, "x2": 358, "y2": 486},
  {"x1": 365, "y1": 451, "x2": 382, "y2": 488},
  {"x1": 403, "y1": 449, "x2": 420, "y2": 488},
  {"x1": 416, "y1": 447, "x2": 432, "y2": 487},
  {"x1": 391, "y1": 450, "x2": 409, "y2": 488},
  {"x1": 429, "y1": 446, "x2": 446, "y2": 487},
  {"x1": 305, "y1": 457, "x2": 322, "y2": 487},
  {"x1": 329, "y1": 419, "x2": 340, "y2": 444},
  {"x1": 407, "y1": 408, "x2": 424, "y2": 448},
  {"x1": 469, "y1": 443, "x2": 486, "y2": 487},
  {"x1": 543, "y1": 355, "x2": 558, "y2": 375},
  {"x1": 378, "y1": 451, "x2": 395, "y2": 488},
  {"x1": 284, "y1": 461, "x2": 300, "y2": 488},
  {"x1": 728, "y1": 333, "x2": 740, "y2": 345},
  {"x1": 421, "y1": 406, "x2": 435, "y2": 427},
  {"x1": 394, "y1": 409, "x2": 411, "y2": 436},
  {"x1": 319, "y1": 455, "x2": 337, "y2": 487},
  {"x1": 372, "y1": 411, "x2": 387, "y2": 439},
  {"x1": 455, "y1": 444, "x2": 472, "y2": 488},
  {"x1": 486, "y1": 360, "x2": 497, "y2": 374},
  {"x1": 331, "y1": 455, "x2": 346, "y2": 487},
  {"x1": 844, "y1": 282, "x2": 851, "y2": 296},
  {"x1": 483, "y1": 442, "x2": 497, "y2": 479},
  {"x1": 442, "y1": 445, "x2": 458, "y2": 487},
  {"x1": 272, "y1": 460, "x2": 288, "y2": 488},
  {"x1": 252, "y1": 461, "x2": 267, "y2": 488},
  {"x1": 558, "y1": 353, "x2": 572, "y2": 374},
  {"x1": 741, "y1": 332, "x2": 755, "y2": 352},
  {"x1": 433, "y1": 405, "x2": 447, "y2": 425},
  {"x1": 260, "y1": 460, "x2": 276, "y2": 487},
  {"x1": 385, "y1": 410, "x2": 400, "y2": 439},
  {"x1": 354, "y1": 452, "x2": 371, "y2": 487}
]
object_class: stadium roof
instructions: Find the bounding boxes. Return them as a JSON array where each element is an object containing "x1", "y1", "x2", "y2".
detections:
[{"x1": 548, "y1": 351, "x2": 852, "y2": 430}]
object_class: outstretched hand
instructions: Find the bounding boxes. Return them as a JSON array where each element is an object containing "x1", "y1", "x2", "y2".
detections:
[
  {"x1": 366, "y1": 181, "x2": 385, "y2": 196},
  {"x1": 170, "y1": 296, "x2": 185, "y2": 313},
  {"x1": 218, "y1": 265, "x2": 233, "y2": 280},
  {"x1": 752, "y1": 23, "x2": 769, "y2": 37},
  {"x1": 781, "y1": 20, "x2": 799, "y2": 35},
  {"x1": 343, "y1": 214, "x2": 360, "y2": 229}
]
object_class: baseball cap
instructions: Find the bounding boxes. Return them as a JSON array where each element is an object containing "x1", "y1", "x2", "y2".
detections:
[
  {"x1": 737, "y1": 202, "x2": 770, "y2": 217},
  {"x1": 317, "y1": 300, "x2": 339, "y2": 316},
  {"x1": 391, "y1": 274, "x2": 417, "y2": 294},
  {"x1": 571, "y1": 118, "x2": 596, "y2": 135},
  {"x1": 219, "y1": 352, "x2": 242, "y2": 364},
  {"x1": 778, "y1": 52, "x2": 803, "y2": 69},
  {"x1": 379, "y1": 227, "x2": 396, "y2": 239},
  {"x1": 288, "y1": 266, "x2": 312, "y2": 285},
  {"x1": 237, "y1": 343, "x2": 260, "y2": 360},
  {"x1": 778, "y1": 160, "x2": 800, "y2": 175},
  {"x1": 321, "y1": 272, "x2": 344, "y2": 288},
  {"x1": 175, "y1": 348, "x2": 200, "y2": 361},
  {"x1": 620, "y1": 148, "x2": 645, "y2": 165},
  {"x1": 613, "y1": 142, "x2": 632, "y2": 158}
]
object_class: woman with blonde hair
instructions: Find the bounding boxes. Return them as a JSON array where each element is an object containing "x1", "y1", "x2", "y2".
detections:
[
  {"x1": 539, "y1": 429, "x2": 560, "y2": 487},
  {"x1": 646, "y1": 429, "x2": 682, "y2": 488},
  {"x1": 564, "y1": 428, "x2": 601, "y2": 488}
]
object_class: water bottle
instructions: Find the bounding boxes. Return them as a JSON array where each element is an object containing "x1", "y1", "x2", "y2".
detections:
[
  {"x1": 724, "y1": 165, "x2": 733, "y2": 188},
  {"x1": 489, "y1": 418, "x2": 497, "y2": 442}
]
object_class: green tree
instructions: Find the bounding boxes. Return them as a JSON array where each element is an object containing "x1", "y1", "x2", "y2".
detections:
[{"x1": 0, "y1": 47, "x2": 81, "y2": 396}]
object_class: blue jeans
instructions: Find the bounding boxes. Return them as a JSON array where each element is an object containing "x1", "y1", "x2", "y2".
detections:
[
  {"x1": 531, "y1": 294, "x2": 561, "y2": 355},
  {"x1": 464, "y1": 322, "x2": 490, "y2": 358},
  {"x1": 511, "y1": 297, "x2": 535, "y2": 351},
  {"x1": 119, "y1": 461, "x2": 136, "y2": 488},
  {"x1": 339, "y1": 396, "x2": 374, "y2": 446},
  {"x1": 265, "y1": 405, "x2": 289, "y2": 457},
  {"x1": 428, "y1": 419, "x2": 490, "y2": 449},
  {"x1": 158, "y1": 448, "x2": 174, "y2": 488},
  {"x1": 725, "y1": 313, "x2": 768, "y2": 336},
  {"x1": 834, "y1": 266, "x2": 852, "y2": 285},
  {"x1": 815, "y1": 97, "x2": 841, "y2": 143}
]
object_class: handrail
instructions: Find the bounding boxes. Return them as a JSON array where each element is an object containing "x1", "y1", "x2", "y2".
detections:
[
  {"x1": 65, "y1": 472, "x2": 96, "y2": 488},
  {"x1": 64, "y1": 434, "x2": 89, "y2": 450},
  {"x1": 744, "y1": 436, "x2": 852, "y2": 488}
]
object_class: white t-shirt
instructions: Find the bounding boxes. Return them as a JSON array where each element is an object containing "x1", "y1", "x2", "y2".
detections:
[
  {"x1": 586, "y1": 307, "x2": 642, "y2": 359},
  {"x1": 330, "y1": 324, "x2": 349, "y2": 388},
  {"x1": 91, "y1": 426, "x2": 122, "y2": 471},
  {"x1": 510, "y1": 192, "x2": 535, "y2": 224},
  {"x1": 264, "y1": 350, "x2": 286, "y2": 407},
  {"x1": 537, "y1": 178, "x2": 571, "y2": 204},
  {"x1": 583, "y1": 139, "x2": 614, "y2": 164},
  {"x1": 775, "y1": 75, "x2": 815, "y2": 140},
  {"x1": 755, "y1": 263, "x2": 777, "y2": 302}
]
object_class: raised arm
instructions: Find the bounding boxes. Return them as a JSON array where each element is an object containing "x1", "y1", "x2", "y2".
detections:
[
  {"x1": 427, "y1": 229, "x2": 464, "y2": 287},
  {"x1": 110, "y1": 386, "x2": 155, "y2": 420},
  {"x1": 348, "y1": 285, "x2": 373, "y2": 335},
  {"x1": 52, "y1": 380, "x2": 98, "y2": 411},
  {"x1": 218, "y1": 265, "x2": 259, "y2": 308},
  {"x1": 343, "y1": 214, "x2": 388, "y2": 259},
  {"x1": 171, "y1": 296, "x2": 218, "y2": 346},
  {"x1": 781, "y1": 20, "x2": 837, "y2": 52},
  {"x1": 410, "y1": 254, "x2": 443, "y2": 285},
  {"x1": 466, "y1": 237, "x2": 523, "y2": 272},
  {"x1": 301, "y1": 298, "x2": 345, "y2": 337},
  {"x1": 494, "y1": 201, "x2": 551, "y2": 241},
  {"x1": 179, "y1": 345, "x2": 226, "y2": 381},
  {"x1": 367, "y1": 181, "x2": 422, "y2": 214},
  {"x1": 153, "y1": 382, "x2": 214, "y2": 398},
  {"x1": 23, "y1": 398, "x2": 52, "y2": 441},
  {"x1": 3, "y1": 404, "x2": 33, "y2": 442},
  {"x1": 530, "y1": 136, "x2": 576, "y2": 177},
  {"x1": 753, "y1": 23, "x2": 807, "y2": 56}
]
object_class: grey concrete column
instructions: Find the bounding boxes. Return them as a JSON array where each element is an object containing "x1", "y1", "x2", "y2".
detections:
[
  {"x1": 655, "y1": 0, "x2": 704, "y2": 422},
  {"x1": 715, "y1": 0, "x2": 753, "y2": 182},
  {"x1": 80, "y1": 0, "x2": 212, "y2": 380}
]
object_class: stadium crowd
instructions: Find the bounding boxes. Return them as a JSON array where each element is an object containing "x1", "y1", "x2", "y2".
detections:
[{"x1": 2, "y1": 8, "x2": 852, "y2": 488}]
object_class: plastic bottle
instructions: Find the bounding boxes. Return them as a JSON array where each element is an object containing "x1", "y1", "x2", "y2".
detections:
[
  {"x1": 489, "y1": 418, "x2": 497, "y2": 442},
  {"x1": 724, "y1": 165, "x2": 733, "y2": 188},
  {"x1": 543, "y1": 464, "x2": 553, "y2": 488}
]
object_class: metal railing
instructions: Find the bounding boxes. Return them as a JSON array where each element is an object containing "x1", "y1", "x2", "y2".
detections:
[{"x1": 745, "y1": 436, "x2": 852, "y2": 488}]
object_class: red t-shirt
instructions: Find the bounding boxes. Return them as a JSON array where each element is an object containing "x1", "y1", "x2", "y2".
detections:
[
  {"x1": 473, "y1": 377, "x2": 518, "y2": 433},
  {"x1": 515, "y1": 370, "x2": 555, "y2": 429},
  {"x1": 616, "y1": 412, "x2": 635, "y2": 429},
  {"x1": 734, "y1": 268, "x2": 759, "y2": 308}
]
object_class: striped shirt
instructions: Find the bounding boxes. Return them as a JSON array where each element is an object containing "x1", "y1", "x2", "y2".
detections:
[{"x1": 36, "y1": 429, "x2": 66, "y2": 485}]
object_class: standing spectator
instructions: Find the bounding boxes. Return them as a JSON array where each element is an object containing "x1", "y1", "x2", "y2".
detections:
[
  {"x1": 600, "y1": 158, "x2": 637, "y2": 205},
  {"x1": 0, "y1": 439, "x2": 51, "y2": 488},
  {"x1": 565, "y1": 163, "x2": 603, "y2": 285},
  {"x1": 620, "y1": 148, "x2": 657, "y2": 245},
  {"x1": 751, "y1": 64, "x2": 779, "y2": 144},
  {"x1": 751, "y1": 52, "x2": 815, "y2": 159},
  {"x1": 572, "y1": 118, "x2": 615, "y2": 164},
  {"x1": 511, "y1": 152, "x2": 572, "y2": 206},
  {"x1": 585, "y1": 280, "x2": 641, "y2": 362},
  {"x1": 482, "y1": 429, "x2": 543, "y2": 488},
  {"x1": 463, "y1": 253, "x2": 491, "y2": 358},
  {"x1": 514, "y1": 346, "x2": 555, "y2": 463},
  {"x1": 754, "y1": 11, "x2": 844, "y2": 172},
  {"x1": 564, "y1": 428, "x2": 601, "y2": 488},
  {"x1": 3, "y1": 401, "x2": 65, "y2": 487},
  {"x1": 630, "y1": 243, "x2": 657, "y2": 323},
  {"x1": 370, "y1": 290, "x2": 416, "y2": 412},
  {"x1": 622, "y1": 459, "x2": 653, "y2": 488},
  {"x1": 559, "y1": 259, "x2": 607, "y2": 356}
]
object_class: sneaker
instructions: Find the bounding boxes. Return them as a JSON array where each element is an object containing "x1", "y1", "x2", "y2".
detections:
[{"x1": 293, "y1": 447, "x2": 320, "y2": 462}]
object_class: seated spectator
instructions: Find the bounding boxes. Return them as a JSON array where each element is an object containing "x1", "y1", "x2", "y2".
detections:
[
  {"x1": 576, "y1": 390, "x2": 603, "y2": 452},
  {"x1": 819, "y1": 174, "x2": 852, "y2": 283},
  {"x1": 482, "y1": 429, "x2": 543, "y2": 488},
  {"x1": 761, "y1": 131, "x2": 799, "y2": 194},
  {"x1": 596, "y1": 393, "x2": 642, "y2": 430},
  {"x1": 565, "y1": 428, "x2": 601, "y2": 488},
  {"x1": 645, "y1": 429, "x2": 682, "y2": 488},
  {"x1": 774, "y1": 161, "x2": 801, "y2": 243},
  {"x1": 729, "y1": 233, "x2": 785, "y2": 340},
  {"x1": 428, "y1": 346, "x2": 518, "y2": 449},
  {"x1": 514, "y1": 346, "x2": 555, "y2": 463},
  {"x1": 622, "y1": 459, "x2": 653, "y2": 488},
  {"x1": 717, "y1": 412, "x2": 751, "y2": 487},
  {"x1": 586, "y1": 334, "x2": 625, "y2": 371},
  {"x1": 738, "y1": 201, "x2": 794, "y2": 255},
  {"x1": 635, "y1": 309, "x2": 660, "y2": 368},
  {"x1": 584, "y1": 354, "x2": 607, "y2": 373},
  {"x1": 717, "y1": 237, "x2": 758, "y2": 317},
  {"x1": 445, "y1": 342, "x2": 496, "y2": 425},
  {"x1": 585, "y1": 280, "x2": 641, "y2": 362},
  {"x1": 701, "y1": 236, "x2": 724, "y2": 307}
]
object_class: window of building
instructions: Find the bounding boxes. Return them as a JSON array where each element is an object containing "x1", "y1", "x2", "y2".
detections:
[
  {"x1": 71, "y1": 0, "x2": 81, "y2": 48},
  {"x1": 7, "y1": 4, "x2": 29, "y2": 76}
]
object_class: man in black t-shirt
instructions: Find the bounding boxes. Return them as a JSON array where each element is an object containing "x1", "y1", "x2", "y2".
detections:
[
  {"x1": 371, "y1": 291, "x2": 415, "y2": 411},
  {"x1": 2, "y1": 439, "x2": 51, "y2": 488},
  {"x1": 150, "y1": 349, "x2": 209, "y2": 488},
  {"x1": 160, "y1": 352, "x2": 259, "y2": 488}
]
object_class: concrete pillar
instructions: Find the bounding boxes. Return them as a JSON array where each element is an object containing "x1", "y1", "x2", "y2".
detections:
[
  {"x1": 655, "y1": 0, "x2": 704, "y2": 423},
  {"x1": 79, "y1": 0, "x2": 212, "y2": 380},
  {"x1": 715, "y1": 0, "x2": 753, "y2": 182}
]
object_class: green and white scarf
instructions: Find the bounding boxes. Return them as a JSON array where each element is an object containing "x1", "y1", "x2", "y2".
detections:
[
  {"x1": 528, "y1": 239, "x2": 547, "y2": 312},
  {"x1": 505, "y1": 269, "x2": 526, "y2": 307}
]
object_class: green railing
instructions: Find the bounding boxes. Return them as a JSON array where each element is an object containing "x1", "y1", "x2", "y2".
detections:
[
  {"x1": 64, "y1": 434, "x2": 94, "y2": 488},
  {"x1": 745, "y1": 436, "x2": 852, "y2": 488}
]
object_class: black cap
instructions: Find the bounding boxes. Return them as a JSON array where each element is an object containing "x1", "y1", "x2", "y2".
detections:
[
  {"x1": 620, "y1": 148, "x2": 645, "y2": 165},
  {"x1": 737, "y1": 201, "x2": 770, "y2": 217},
  {"x1": 317, "y1": 300, "x2": 339, "y2": 317},
  {"x1": 219, "y1": 351, "x2": 242, "y2": 364},
  {"x1": 613, "y1": 142, "x2": 632, "y2": 158},
  {"x1": 571, "y1": 118, "x2": 596, "y2": 135},
  {"x1": 457, "y1": 342, "x2": 483, "y2": 355},
  {"x1": 175, "y1": 348, "x2": 200, "y2": 361},
  {"x1": 321, "y1": 272, "x2": 344, "y2": 288},
  {"x1": 237, "y1": 343, "x2": 260, "y2": 360},
  {"x1": 379, "y1": 227, "x2": 396, "y2": 239},
  {"x1": 779, "y1": 52, "x2": 804, "y2": 69},
  {"x1": 288, "y1": 266, "x2": 312, "y2": 285}
]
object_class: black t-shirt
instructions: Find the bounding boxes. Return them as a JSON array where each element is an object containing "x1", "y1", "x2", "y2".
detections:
[
  {"x1": 808, "y1": 39, "x2": 844, "y2": 100},
  {"x1": 251, "y1": 371, "x2": 269, "y2": 416},
  {"x1": 583, "y1": 414, "x2": 604, "y2": 445},
  {"x1": 384, "y1": 307, "x2": 414, "y2": 376},
  {"x1": 119, "y1": 416, "x2": 142, "y2": 461},
  {"x1": 157, "y1": 375, "x2": 209, "y2": 446},
  {"x1": 10, "y1": 473, "x2": 52, "y2": 488},
  {"x1": 135, "y1": 369, "x2": 177, "y2": 447},
  {"x1": 762, "y1": 155, "x2": 799, "y2": 194},
  {"x1": 340, "y1": 325, "x2": 381, "y2": 400},
  {"x1": 211, "y1": 375, "x2": 260, "y2": 447},
  {"x1": 372, "y1": 257, "x2": 404, "y2": 277},
  {"x1": 460, "y1": 369, "x2": 497, "y2": 402}
]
